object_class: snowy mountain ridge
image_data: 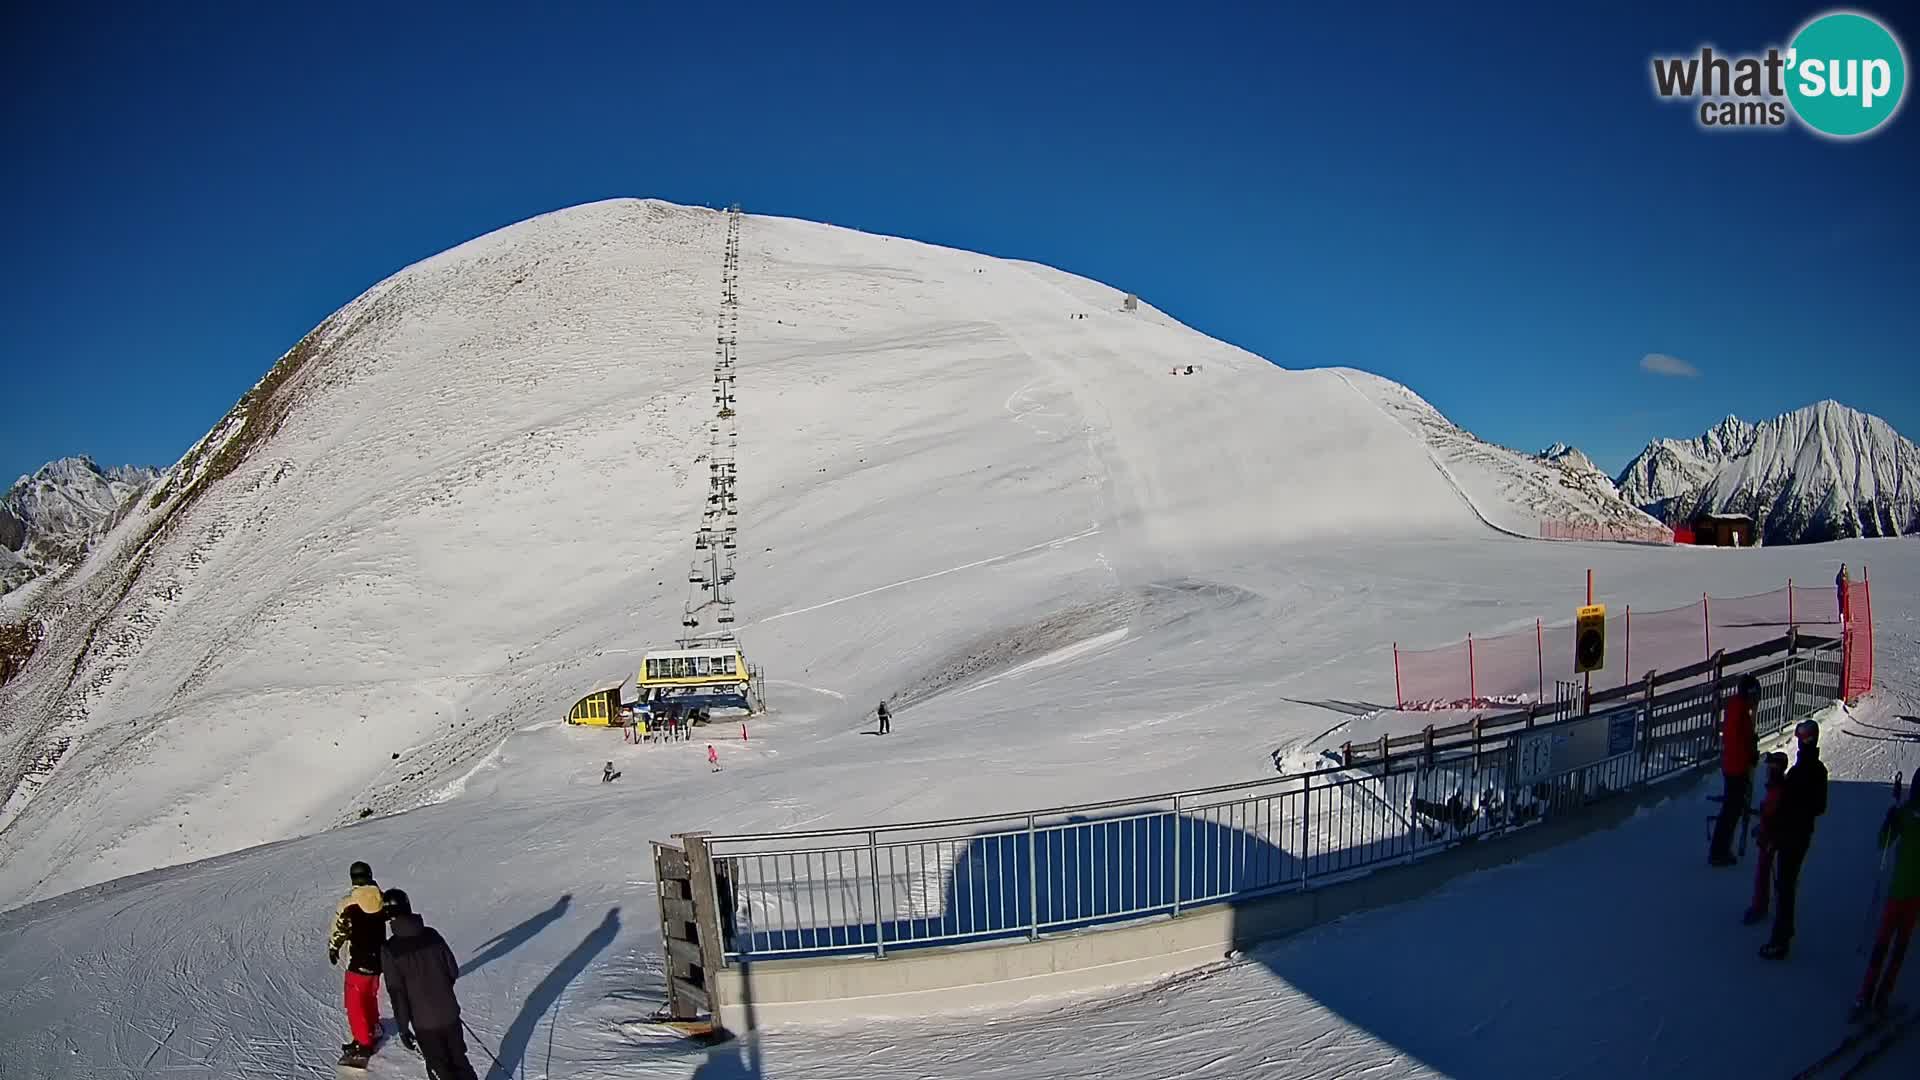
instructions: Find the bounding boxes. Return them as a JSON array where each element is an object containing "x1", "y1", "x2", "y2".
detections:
[
  {"x1": 1340, "y1": 376, "x2": 1660, "y2": 537},
  {"x1": 1616, "y1": 401, "x2": 1919, "y2": 544},
  {"x1": 0, "y1": 457, "x2": 159, "y2": 596},
  {"x1": 0, "y1": 197, "x2": 1661, "y2": 911}
]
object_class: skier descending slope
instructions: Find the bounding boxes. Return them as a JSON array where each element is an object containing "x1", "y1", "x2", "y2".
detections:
[
  {"x1": 328, "y1": 861, "x2": 389, "y2": 1064},
  {"x1": 1761, "y1": 721, "x2": 1829, "y2": 961},
  {"x1": 1856, "y1": 782, "x2": 1920, "y2": 1016},
  {"x1": 380, "y1": 889, "x2": 480, "y2": 1080}
]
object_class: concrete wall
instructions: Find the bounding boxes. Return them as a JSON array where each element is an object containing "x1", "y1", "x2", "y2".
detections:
[{"x1": 710, "y1": 765, "x2": 1723, "y2": 1030}]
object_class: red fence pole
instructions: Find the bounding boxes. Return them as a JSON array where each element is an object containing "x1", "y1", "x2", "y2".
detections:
[
  {"x1": 1394, "y1": 643, "x2": 1403, "y2": 709},
  {"x1": 1468, "y1": 634, "x2": 1478, "y2": 705},
  {"x1": 1584, "y1": 569, "x2": 1594, "y2": 710},
  {"x1": 1536, "y1": 618, "x2": 1544, "y2": 702}
]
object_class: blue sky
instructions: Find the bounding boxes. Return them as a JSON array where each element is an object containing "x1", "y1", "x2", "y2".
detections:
[{"x1": 2, "y1": 1, "x2": 1914, "y2": 483}]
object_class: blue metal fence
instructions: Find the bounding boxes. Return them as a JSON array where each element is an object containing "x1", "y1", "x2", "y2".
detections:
[{"x1": 695, "y1": 638, "x2": 1841, "y2": 964}]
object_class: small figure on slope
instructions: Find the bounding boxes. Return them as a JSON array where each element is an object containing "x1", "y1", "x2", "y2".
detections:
[
  {"x1": 708, "y1": 744, "x2": 720, "y2": 772},
  {"x1": 328, "y1": 861, "x2": 389, "y2": 1064},
  {"x1": 1710, "y1": 674, "x2": 1761, "y2": 867},
  {"x1": 1837, "y1": 564, "x2": 1851, "y2": 628},
  {"x1": 1743, "y1": 752, "x2": 1791, "y2": 924},
  {"x1": 602, "y1": 761, "x2": 621, "y2": 783},
  {"x1": 380, "y1": 888, "x2": 480, "y2": 1080},
  {"x1": 877, "y1": 700, "x2": 891, "y2": 736},
  {"x1": 1760, "y1": 720, "x2": 1828, "y2": 960},
  {"x1": 1855, "y1": 780, "x2": 1920, "y2": 1017}
]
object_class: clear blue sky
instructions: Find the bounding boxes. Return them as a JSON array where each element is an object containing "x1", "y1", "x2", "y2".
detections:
[{"x1": 2, "y1": 1, "x2": 1914, "y2": 483}]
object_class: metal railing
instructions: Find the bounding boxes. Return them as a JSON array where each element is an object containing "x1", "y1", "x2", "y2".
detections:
[{"x1": 690, "y1": 636, "x2": 1840, "y2": 965}]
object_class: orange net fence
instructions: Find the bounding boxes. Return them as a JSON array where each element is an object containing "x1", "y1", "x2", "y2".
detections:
[
  {"x1": 1393, "y1": 574, "x2": 1874, "y2": 709},
  {"x1": 1539, "y1": 520, "x2": 1675, "y2": 545}
]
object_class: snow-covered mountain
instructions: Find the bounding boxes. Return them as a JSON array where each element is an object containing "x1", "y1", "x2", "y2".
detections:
[
  {"x1": 0, "y1": 199, "x2": 1649, "y2": 909},
  {"x1": 1617, "y1": 403, "x2": 1920, "y2": 544},
  {"x1": 1615, "y1": 416, "x2": 1755, "y2": 516},
  {"x1": 1341, "y1": 378, "x2": 1661, "y2": 538},
  {"x1": 1538, "y1": 442, "x2": 1602, "y2": 476},
  {"x1": 0, "y1": 457, "x2": 159, "y2": 595}
]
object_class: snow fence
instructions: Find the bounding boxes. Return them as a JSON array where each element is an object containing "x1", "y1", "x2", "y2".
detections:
[
  {"x1": 653, "y1": 635, "x2": 1841, "y2": 1022},
  {"x1": 1392, "y1": 578, "x2": 1873, "y2": 710}
]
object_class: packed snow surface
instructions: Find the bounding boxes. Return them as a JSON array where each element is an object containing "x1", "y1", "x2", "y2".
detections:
[{"x1": 0, "y1": 201, "x2": 1914, "y2": 1078}]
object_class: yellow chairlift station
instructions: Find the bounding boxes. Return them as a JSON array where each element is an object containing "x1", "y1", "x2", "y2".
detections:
[{"x1": 637, "y1": 646, "x2": 757, "y2": 714}]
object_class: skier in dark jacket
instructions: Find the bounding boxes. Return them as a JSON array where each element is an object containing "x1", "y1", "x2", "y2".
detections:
[
  {"x1": 877, "y1": 700, "x2": 891, "y2": 735},
  {"x1": 328, "y1": 861, "x2": 388, "y2": 1058},
  {"x1": 1710, "y1": 675, "x2": 1761, "y2": 866},
  {"x1": 1761, "y1": 719, "x2": 1829, "y2": 959},
  {"x1": 379, "y1": 889, "x2": 479, "y2": 1080}
]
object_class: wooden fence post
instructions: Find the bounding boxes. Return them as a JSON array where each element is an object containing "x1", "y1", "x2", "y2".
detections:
[{"x1": 680, "y1": 833, "x2": 727, "y2": 987}]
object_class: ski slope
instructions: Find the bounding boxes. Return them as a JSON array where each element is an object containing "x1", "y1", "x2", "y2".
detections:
[
  {"x1": 0, "y1": 199, "x2": 1639, "y2": 909},
  {"x1": 0, "y1": 544, "x2": 1913, "y2": 1080},
  {"x1": 1, "y1": 200, "x2": 1914, "y2": 1078}
]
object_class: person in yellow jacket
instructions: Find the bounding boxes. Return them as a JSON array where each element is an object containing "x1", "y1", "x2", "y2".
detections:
[{"x1": 327, "y1": 861, "x2": 388, "y2": 1059}]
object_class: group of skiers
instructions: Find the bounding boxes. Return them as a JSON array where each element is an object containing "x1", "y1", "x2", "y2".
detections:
[
  {"x1": 328, "y1": 861, "x2": 480, "y2": 1079},
  {"x1": 1710, "y1": 674, "x2": 1917, "y2": 1017}
]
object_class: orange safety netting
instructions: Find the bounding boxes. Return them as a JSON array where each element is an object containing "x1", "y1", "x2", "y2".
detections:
[
  {"x1": 1393, "y1": 575, "x2": 1874, "y2": 708},
  {"x1": 1538, "y1": 520, "x2": 1675, "y2": 545}
]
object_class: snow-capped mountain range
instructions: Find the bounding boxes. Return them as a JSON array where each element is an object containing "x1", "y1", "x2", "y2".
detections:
[
  {"x1": 1616, "y1": 402, "x2": 1919, "y2": 545},
  {"x1": 0, "y1": 457, "x2": 159, "y2": 595}
]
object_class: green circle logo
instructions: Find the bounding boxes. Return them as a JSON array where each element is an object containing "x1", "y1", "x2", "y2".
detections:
[{"x1": 1787, "y1": 11, "x2": 1907, "y2": 137}]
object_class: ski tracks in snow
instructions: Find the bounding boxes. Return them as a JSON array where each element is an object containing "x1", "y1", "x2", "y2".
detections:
[{"x1": 754, "y1": 525, "x2": 1101, "y2": 625}]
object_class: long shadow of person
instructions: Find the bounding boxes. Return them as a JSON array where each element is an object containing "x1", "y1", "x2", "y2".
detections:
[
  {"x1": 484, "y1": 907, "x2": 620, "y2": 1080},
  {"x1": 462, "y1": 893, "x2": 573, "y2": 976},
  {"x1": 690, "y1": 1039, "x2": 764, "y2": 1079}
]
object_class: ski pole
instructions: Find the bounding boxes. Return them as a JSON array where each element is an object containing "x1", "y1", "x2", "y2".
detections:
[
  {"x1": 461, "y1": 1018, "x2": 511, "y2": 1077},
  {"x1": 1859, "y1": 771, "x2": 1905, "y2": 955}
]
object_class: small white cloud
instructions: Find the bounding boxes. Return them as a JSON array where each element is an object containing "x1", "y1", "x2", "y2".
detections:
[{"x1": 1641, "y1": 353, "x2": 1701, "y2": 378}]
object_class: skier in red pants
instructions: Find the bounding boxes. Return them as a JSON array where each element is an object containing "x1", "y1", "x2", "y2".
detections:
[
  {"x1": 1744, "y1": 752, "x2": 1790, "y2": 923},
  {"x1": 1857, "y1": 783, "x2": 1920, "y2": 1017},
  {"x1": 328, "y1": 861, "x2": 389, "y2": 1059}
]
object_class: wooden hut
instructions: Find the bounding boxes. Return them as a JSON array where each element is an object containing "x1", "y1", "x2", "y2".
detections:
[{"x1": 1687, "y1": 513, "x2": 1756, "y2": 547}]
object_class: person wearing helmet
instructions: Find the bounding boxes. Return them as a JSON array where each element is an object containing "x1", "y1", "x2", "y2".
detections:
[
  {"x1": 328, "y1": 861, "x2": 389, "y2": 1059},
  {"x1": 1709, "y1": 675, "x2": 1761, "y2": 866},
  {"x1": 1760, "y1": 719, "x2": 1828, "y2": 960},
  {"x1": 379, "y1": 889, "x2": 479, "y2": 1080},
  {"x1": 1855, "y1": 780, "x2": 1920, "y2": 1017}
]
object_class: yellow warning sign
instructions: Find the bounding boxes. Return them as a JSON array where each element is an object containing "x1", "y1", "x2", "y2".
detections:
[{"x1": 1576, "y1": 603, "x2": 1607, "y2": 673}]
